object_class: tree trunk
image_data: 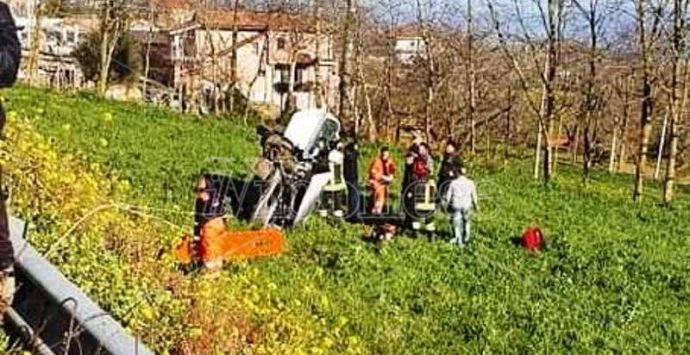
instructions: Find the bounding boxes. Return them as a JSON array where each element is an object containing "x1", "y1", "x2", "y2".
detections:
[
  {"x1": 663, "y1": 0, "x2": 686, "y2": 203},
  {"x1": 534, "y1": 122, "x2": 543, "y2": 180},
  {"x1": 655, "y1": 113, "x2": 668, "y2": 180},
  {"x1": 617, "y1": 75, "x2": 632, "y2": 172},
  {"x1": 504, "y1": 83, "x2": 513, "y2": 162},
  {"x1": 416, "y1": 0, "x2": 434, "y2": 142},
  {"x1": 27, "y1": 2, "x2": 43, "y2": 86},
  {"x1": 313, "y1": 0, "x2": 324, "y2": 109},
  {"x1": 98, "y1": 1, "x2": 112, "y2": 96},
  {"x1": 339, "y1": 0, "x2": 357, "y2": 127},
  {"x1": 633, "y1": 79, "x2": 653, "y2": 201},
  {"x1": 466, "y1": 0, "x2": 476, "y2": 155},
  {"x1": 633, "y1": 0, "x2": 658, "y2": 202},
  {"x1": 364, "y1": 85, "x2": 377, "y2": 141},
  {"x1": 539, "y1": 0, "x2": 560, "y2": 184},
  {"x1": 554, "y1": 114, "x2": 563, "y2": 176},
  {"x1": 229, "y1": 0, "x2": 240, "y2": 112},
  {"x1": 609, "y1": 121, "x2": 618, "y2": 173}
]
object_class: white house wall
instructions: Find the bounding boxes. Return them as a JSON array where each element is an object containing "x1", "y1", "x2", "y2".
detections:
[{"x1": 188, "y1": 27, "x2": 338, "y2": 112}]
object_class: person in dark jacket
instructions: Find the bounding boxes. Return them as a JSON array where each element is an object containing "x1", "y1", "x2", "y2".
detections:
[
  {"x1": 401, "y1": 150, "x2": 417, "y2": 229},
  {"x1": 437, "y1": 141, "x2": 461, "y2": 198},
  {"x1": 0, "y1": 1, "x2": 21, "y2": 314},
  {"x1": 343, "y1": 131, "x2": 360, "y2": 222}
]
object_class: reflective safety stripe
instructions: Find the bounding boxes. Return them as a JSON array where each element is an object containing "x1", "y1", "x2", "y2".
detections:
[
  {"x1": 324, "y1": 162, "x2": 346, "y2": 191},
  {"x1": 415, "y1": 202, "x2": 436, "y2": 211},
  {"x1": 323, "y1": 183, "x2": 347, "y2": 192},
  {"x1": 415, "y1": 180, "x2": 437, "y2": 211}
]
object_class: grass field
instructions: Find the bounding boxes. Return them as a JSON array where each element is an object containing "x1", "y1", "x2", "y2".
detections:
[{"x1": 4, "y1": 87, "x2": 690, "y2": 354}]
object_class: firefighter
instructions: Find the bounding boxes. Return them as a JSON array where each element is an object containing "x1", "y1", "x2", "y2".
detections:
[
  {"x1": 0, "y1": 1, "x2": 20, "y2": 314},
  {"x1": 410, "y1": 144, "x2": 437, "y2": 234},
  {"x1": 319, "y1": 143, "x2": 347, "y2": 218},
  {"x1": 368, "y1": 147, "x2": 396, "y2": 215}
]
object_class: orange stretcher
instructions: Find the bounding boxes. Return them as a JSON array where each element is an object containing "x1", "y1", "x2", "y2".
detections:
[{"x1": 173, "y1": 218, "x2": 285, "y2": 265}]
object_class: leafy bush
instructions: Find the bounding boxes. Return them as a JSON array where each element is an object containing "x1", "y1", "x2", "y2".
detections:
[{"x1": 72, "y1": 31, "x2": 142, "y2": 84}]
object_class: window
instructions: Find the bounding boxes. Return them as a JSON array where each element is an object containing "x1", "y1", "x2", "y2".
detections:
[
  {"x1": 66, "y1": 31, "x2": 76, "y2": 44},
  {"x1": 294, "y1": 67, "x2": 304, "y2": 86},
  {"x1": 46, "y1": 30, "x2": 62, "y2": 45},
  {"x1": 277, "y1": 37, "x2": 286, "y2": 50},
  {"x1": 276, "y1": 64, "x2": 290, "y2": 83}
]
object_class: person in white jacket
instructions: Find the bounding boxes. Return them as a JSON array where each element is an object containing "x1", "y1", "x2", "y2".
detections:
[{"x1": 443, "y1": 166, "x2": 479, "y2": 247}]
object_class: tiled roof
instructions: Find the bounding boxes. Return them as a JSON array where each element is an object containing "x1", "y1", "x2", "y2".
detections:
[
  {"x1": 194, "y1": 9, "x2": 316, "y2": 33},
  {"x1": 391, "y1": 23, "x2": 422, "y2": 38}
]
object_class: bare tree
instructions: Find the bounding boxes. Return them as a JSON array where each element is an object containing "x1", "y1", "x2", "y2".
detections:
[
  {"x1": 610, "y1": 73, "x2": 633, "y2": 173},
  {"x1": 98, "y1": 0, "x2": 131, "y2": 96},
  {"x1": 663, "y1": 0, "x2": 689, "y2": 202},
  {"x1": 487, "y1": 0, "x2": 566, "y2": 184},
  {"x1": 415, "y1": 0, "x2": 436, "y2": 142},
  {"x1": 632, "y1": 0, "x2": 664, "y2": 202},
  {"x1": 142, "y1": 2, "x2": 156, "y2": 100},
  {"x1": 228, "y1": 0, "x2": 241, "y2": 112},
  {"x1": 573, "y1": 0, "x2": 607, "y2": 184},
  {"x1": 26, "y1": 0, "x2": 64, "y2": 86},
  {"x1": 466, "y1": 0, "x2": 477, "y2": 155}
]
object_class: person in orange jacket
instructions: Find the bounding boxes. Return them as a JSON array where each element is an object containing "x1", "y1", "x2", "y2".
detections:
[
  {"x1": 368, "y1": 147, "x2": 396, "y2": 215},
  {"x1": 194, "y1": 175, "x2": 229, "y2": 272}
]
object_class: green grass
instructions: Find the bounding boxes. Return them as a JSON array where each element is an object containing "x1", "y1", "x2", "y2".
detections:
[{"x1": 6, "y1": 87, "x2": 690, "y2": 354}]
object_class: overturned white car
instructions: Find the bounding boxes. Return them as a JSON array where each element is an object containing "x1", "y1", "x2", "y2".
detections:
[{"x1": 251, "y1": 110, "x2": 341, "y2": 227}]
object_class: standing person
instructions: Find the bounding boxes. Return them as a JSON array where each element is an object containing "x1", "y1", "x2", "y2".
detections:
[
  {"x1": 401, "y1": 151, "x2": 417, "y2": 227},
  {"x1": 414, "y1": 143, "x2": 433, "y2": 178},
  {"x1": 410, "y1": 144, "x2": 437, "y2": 234},
  {"x1": 367, "y1": 147, "x2": 396, "y2": 215},
  {"x1": 194, "y1": 175, "x2": 227, "y2": 273},
  {"x1": 343, "y1": 132, "x2": 360, "y2": 221},
  {"x1": 438, "y1": 141, "x2": 460, "y2": 197},
  {"x1": 319, "y1": 143, "x2": 347, "y2": 218},
  {"x1": 0, "y1": 1, "x2": 21, "y2": 313},
  {"x1": 444, "y1": 167, "x2": 479, "y2": 248}
]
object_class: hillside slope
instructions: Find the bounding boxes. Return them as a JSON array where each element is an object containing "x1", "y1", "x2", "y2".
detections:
[{"x1": 3, "y1": 87, "x2": 690, "y2": 354}]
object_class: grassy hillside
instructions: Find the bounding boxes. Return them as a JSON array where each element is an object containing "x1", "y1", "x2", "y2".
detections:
[{"x1": 4, "y1": 87, "x2": 690, "y2": 354}]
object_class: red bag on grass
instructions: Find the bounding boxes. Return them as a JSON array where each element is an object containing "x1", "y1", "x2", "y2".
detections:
[{"x1": 521, "y1": 227, "x2": 544, "y2": 252}]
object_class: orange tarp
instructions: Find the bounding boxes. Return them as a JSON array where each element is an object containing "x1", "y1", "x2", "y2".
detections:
[{"x1": 173, "y1": 218, "x2": 284, "y2": 265}]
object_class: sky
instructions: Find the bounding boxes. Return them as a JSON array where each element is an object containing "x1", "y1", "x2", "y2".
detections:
[{"x1": 364, "y1": 0, "x2": 637, "y2": 44}]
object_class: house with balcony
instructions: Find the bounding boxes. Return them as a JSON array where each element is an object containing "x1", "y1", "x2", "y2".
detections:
[{"x1": 136, "y1": 9, "x2": 339, "y2": 113}]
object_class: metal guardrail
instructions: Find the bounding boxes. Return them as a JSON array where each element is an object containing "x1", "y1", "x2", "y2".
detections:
[{"x1": 6, "y1": 217, "x2": 154, "y2": 355}]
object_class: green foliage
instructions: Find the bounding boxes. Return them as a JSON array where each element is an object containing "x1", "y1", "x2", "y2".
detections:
[
  {"x1": 72, "y1": 31, "x2": 142, "y2": 84},
  {"x1": 3, "y1": 87, "x2": 690, "y2": 354}
]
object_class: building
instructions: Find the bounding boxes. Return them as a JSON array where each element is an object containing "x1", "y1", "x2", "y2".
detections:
[
  {"x1": 391, "y1": 24, "x2": 427, "y2": 63},
  {"x1": 13, "y1": 15, "x2": 96, "y2": 88},
  {"x1": 136, "y1": 9, "x2": 339, "y2": 113}
]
